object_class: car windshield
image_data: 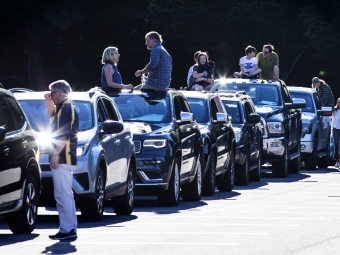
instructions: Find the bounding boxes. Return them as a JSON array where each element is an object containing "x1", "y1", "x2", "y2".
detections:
[
  {"x1": 18, "y1": 100, "x2": 93, "y2": 132},
  {"x1": 186, "y1": 98, "x2": 209, "y2": 123},
  {"x1": 111, "y1": 95, "x2": 171, "y2": 123},
  {"x1": 217, "y1": 83, "x2": 281, "y2": 106},
  {"x1": 289, "y1": 92, "x2": 315, "y2": 113},
  {"x1": 220, "y1": 100, "x2": 241, "y2": 124}
]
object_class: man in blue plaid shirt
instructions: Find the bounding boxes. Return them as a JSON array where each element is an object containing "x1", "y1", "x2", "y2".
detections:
[{"x1": 135, "y1": 31, "x2": 172, "y2": 91}]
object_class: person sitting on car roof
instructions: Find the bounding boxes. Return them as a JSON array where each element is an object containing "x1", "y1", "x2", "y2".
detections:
[{"x1": 234, "y1": 45, "x2": 262, "y2": 79}]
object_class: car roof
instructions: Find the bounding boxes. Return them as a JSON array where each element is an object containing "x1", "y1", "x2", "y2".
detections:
[
  {"x1": 215, "y1": 91, "x2": 250, "y2": 102},
  {"x1": 287, "y1": 86, "x2": 315, "y2": 93},
  {"x1": 105, "y1": 88, "x2": 184, "y2": 98},
  {"x1": 12, "y1": 90, "x2": 104, "y2": 101},
  {"x1": 215, "y1": 78, "x2": 283, "y2": 86},
  {"x1": 181, "y1": 90, "x2": 213, "y2": 99}
]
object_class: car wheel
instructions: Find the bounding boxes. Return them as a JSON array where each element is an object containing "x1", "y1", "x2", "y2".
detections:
[
  {"x1": 158, "y1": 157, "x2": 180, "y2": 206},
  {"x1": 80, "y1": 167, "x2": 105, "y2": 221},
  {"x1": 202, "y1": 152, "x2": 216, "y2": 196},
  {"x1": 7, "y1": 174, "x2": 38, "y2": 234},
  {"x1": 289, "y1": 140, "x2": 301, "y2": 173},
  {"x1": 181, "y1": 156, "x2": 202, "y2": 201},
  {"x1": 112, "y1": 163, "x2": 135, "y2": 215},
  {"x1": 250, "y1": 140, "x2": 262, "y2": 182},
  {"x1": 272, "y1": 141, "x2": 288, "y2": 177},
  {"x1": 216, "y1": 148, "x2": 235, "y2": 191},
  {"x1": 236, "y1": 148, "x2": 250, "y2": 185},
  {"x1": 305, "y1": 138, "x2": 318, "y2": 170}
]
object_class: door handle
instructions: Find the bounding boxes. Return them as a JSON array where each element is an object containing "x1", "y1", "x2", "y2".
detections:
[
  {"x1": 221, "y1": 127, "x2": 226, "y2": 130},
  {"x1": 114, "y1": 139, "x2": 121, "y2": 145},
  {"x1": 3, "y1": 146, "x2": 9, "y2": 154},
  {"x1": 125, "y1": 135, "x2": 131, "y2": 140},
  {"x1": 22, "y1": 139, "x2": 27, "y2": 147},
  {"x1": 186, "y1": 128, "x2": 192, "y2": 132}
]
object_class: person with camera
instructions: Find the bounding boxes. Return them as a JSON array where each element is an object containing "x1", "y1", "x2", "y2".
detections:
[{"x1": 190, "y1": 52, "x2": 218, "y2": 92}]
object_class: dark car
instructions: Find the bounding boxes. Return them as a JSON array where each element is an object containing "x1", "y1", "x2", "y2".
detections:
[
  {"x1": 182, "y1": 91, "x2": 236, "y2": 195},
  {"x1": 107, "y1": 89, "x2": 202, "y2": 206},
  {"x1": 0, "y1": 88, "x2": 42, "y2": 233},
  {"x1": 215, "y1": 79, "x2": 305, "y2": 177},
  {"x1": 14, "y1": 89, "x2": 136, "y2": 221},
  {"x1": 215, "y1": 90, "x2": 263, "y2": 185}
]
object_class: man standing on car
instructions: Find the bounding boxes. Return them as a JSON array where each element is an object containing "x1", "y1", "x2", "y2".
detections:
[
  {"x1": 256, "y1": 44, "x2": 279, "y2": 80},
  {"x1": 44, "y1": 80, "x2": 79, "y2": 240},
  {"x1": 134, "y1": 31, "x2": 172, "y2": 91}
]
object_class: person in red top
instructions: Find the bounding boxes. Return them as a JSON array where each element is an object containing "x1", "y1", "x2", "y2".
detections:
[{"x1": 44, "y1": 80, "x2": 79, "y2": 240}]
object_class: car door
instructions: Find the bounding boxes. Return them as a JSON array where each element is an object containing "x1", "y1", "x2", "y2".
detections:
[
  {"x1": 282, "y1": 85, "x2": 298, "y2": 149},
  {"x1": 173, "y1": 95, "x2": 197, "y2": 179},
  {"x1": 210, "y1": 96, "x2": 230, "y2": 173},
  {"x1": 97, "y1": 97, "x2": 122, "y2": 188},
  {"x1": 313, "y1": 92, "x2": 326, "y2": 149},
  {"x1": 0, "y1": 94, "x2": 27, "y2": 204}
]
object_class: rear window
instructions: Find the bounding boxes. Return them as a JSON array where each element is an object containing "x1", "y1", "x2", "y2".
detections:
[
  {"x1": 221, "y1": 100, "x2": 242, "y2": 124},
  {"x1": 186, "y1": 98, "x2": 209, "y2": 123}
]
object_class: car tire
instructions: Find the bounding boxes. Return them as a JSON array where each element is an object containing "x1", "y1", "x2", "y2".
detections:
[
  {"x1": 250, "y1": 140, "x2": 262, "y2": 182},
  {"x1": 272, "y1": 141, "x2": 288, "y2": 177},
  {"x1": 112, "y1": 163, "x2": 135, "y2": 215},
  {"x1": 305, "y1": 138, "x2": 318, "y2": 170},
  {"x1": 289, "y1": 140, "x2": 301, "y2": 173},
  {"x1": 236, "y1": 148, "x2": 250, "y2": 185},
  {"x1": 158, "y1": 157, "x2": 180, "y2": 206},
  {"x1": 80, "y1": 167, "x2": 105, "y2": 221},
  {"x1": 181, "y1": 156, "x2": 202, "y2": 201},
  {"x1": 216, "y1": 148, "x2": 235, "y2": 191},
  {"x1": 7, "y1": 174, "x2": 38, "y2": 234},
  {"x1": 202, "y1": 153, "x2": 216, "y2": 196}
]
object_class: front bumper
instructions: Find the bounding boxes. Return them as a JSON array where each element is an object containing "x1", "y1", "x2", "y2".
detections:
[{"x1": 263, "y1": 136, "x2": 286, "y2": 162}]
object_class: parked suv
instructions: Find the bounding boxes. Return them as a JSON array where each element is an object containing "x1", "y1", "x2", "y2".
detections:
[
  {"x1": 13, "y1": 88, "x2": 136, "y2": 221},
  {"x1": 288, "y1": 86, "x2": 332, "y2": 170},
  {"x1": 215, "y1": 79, "x2": 306, "y2": 177},
  {"x1": 182, "y1": 91, "x2": 236, "y2": 195},
  {"x1": 0, "y1": 88, "x2": 42, "y2": 233},
  {"x1": 107, "y1": 89, "x2": 202, "y2": 206},
  {"x1": 216, "y1": 90, "x2": 263, "y2": 185}
]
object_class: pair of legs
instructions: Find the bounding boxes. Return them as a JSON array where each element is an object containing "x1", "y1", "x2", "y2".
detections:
[
  {"x1": 51, "y1": 164, "x2": 77, "y2": 234},
  {"x1": 191, "y1": 82, "x2": 219, "y2": 92},
  {"x1": 234, "y1": 69, "x2": 262, "y2": 79}
]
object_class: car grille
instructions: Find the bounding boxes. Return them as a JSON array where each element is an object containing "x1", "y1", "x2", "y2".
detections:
[{"x1": 134, "y1": 141, "x2": 141, "y2": 153}]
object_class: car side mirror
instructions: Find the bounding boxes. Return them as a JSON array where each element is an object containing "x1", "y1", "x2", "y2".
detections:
[
  {"x1": 248, "y1": 113, "x2": 261, "y2": 124},
  {"x1": 101, "y1": 120, "x2": 124, "y2": 135},
  {"x1": 179, "y1": 112, "x2": 194, "y2": 123},
  {"x1": 285, "y1": 98, "x2": 306, "y2": 109},
  {"x1": 0, "y1": 126, "x2": 6, "y2": 141},
  {"x1": 215, "y1": 113, "x2": 228, "y2": 123},
  {"x1": 317, "y1": 107, "x2": 333, "y2": 116}
]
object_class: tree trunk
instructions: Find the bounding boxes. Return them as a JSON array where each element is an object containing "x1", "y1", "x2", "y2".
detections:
[{"x1": 25, "y1": 19, "x2": 44, "y2": 91}]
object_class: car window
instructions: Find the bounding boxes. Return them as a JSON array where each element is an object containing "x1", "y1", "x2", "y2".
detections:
[
  {"x1": 101, "y1": 97, "x2": 119, "y2": 121},
  {"x1": 0, "y1": 94, "x2": 17, "y2": 132},
  {"x1": 173, "y1": 97, "x2": 182, "y2": 120},
  {"x1": 312, "y1": 92, "x2": 322, "y2": 110},
  {"x1": 6, "y1": 96, "x2": 26, "y2": 129},
  {"x1": 221, "y1": 100, "x2": 241, "y2": 124},
  {"x1": 18, "y1": 99, "x2": 51, "y2": 132},
  {"x1": 244, "y1": 100, "x2": 254, "y2": 117},
  {"x1": 187, "y1": 98, "x2": 209, "y2": 123},
  {"x1": 289, "y1": 92, "x2": 315, "y2": 113},
  {"x1": 111, "y1": 95, "x2": 170, "y2": 123},
  {"x1": 281, "y1": 85, "x2": 292, "y2": 104},
  {"x1": 74, "y1": 101, "x2": 93, "y2": 131}
]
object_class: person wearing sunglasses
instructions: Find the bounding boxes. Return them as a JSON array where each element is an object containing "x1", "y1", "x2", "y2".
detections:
[{"x1": 256, "y1": 44, "x2": 279, "y2": 80}]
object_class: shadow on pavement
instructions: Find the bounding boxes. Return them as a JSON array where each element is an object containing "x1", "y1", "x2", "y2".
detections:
[{"x1": 0, "y1": 233, "x2": 39, "y2": 247}]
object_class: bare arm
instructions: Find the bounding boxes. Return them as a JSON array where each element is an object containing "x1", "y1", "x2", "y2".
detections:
[
  {"x1": 44, "y1": 93, "x2": 56, "y2": 116},
  {"x1": 274, "y1": 66, "x2": 279, "y2": 80},
  {"x1": 105, "y1": 65, "x2": 133, "y2": 89}
]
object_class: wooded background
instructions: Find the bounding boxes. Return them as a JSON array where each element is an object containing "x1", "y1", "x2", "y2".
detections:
[{"x1": 0, "y1": 0, "x2": 339, "y2": 97}]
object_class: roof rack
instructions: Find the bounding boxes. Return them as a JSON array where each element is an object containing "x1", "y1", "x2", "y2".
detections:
[{"x1": 8, "y1": 88, "x2": 35, "y2": 93}]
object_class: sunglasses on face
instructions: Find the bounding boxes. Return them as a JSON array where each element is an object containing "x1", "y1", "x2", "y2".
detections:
[{"x1": 263, "y1": 51, "x2": 270, "y2": 54}]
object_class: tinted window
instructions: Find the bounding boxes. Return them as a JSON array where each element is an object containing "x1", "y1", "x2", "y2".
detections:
[
  {"x1": 0, "y1": 94, "x2": 17, "y2": 132},
  {"x1": 217, "y1": 83, "x2": 281, "y2": 106},
  {"x1": 289, "y1": 92, "x2": 315, "y2": 113},
  {"x1": 6, "y1": 96, "x2": 26, "y2": 129},
  {"x1": 221, "y1": 100, "x2": 242, "y2": 124},
  {"x1": 111, "y1": 95, "x2": 170, "y2": 123},
  {"x1": 187, "y1": 98, "x2": 209, "y2": 123}
]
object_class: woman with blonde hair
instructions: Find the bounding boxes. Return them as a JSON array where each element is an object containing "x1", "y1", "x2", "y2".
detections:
[
  {"x1": 332, "y1": 98, "x2": 340, "y2": 168},
  {"x1": 101, "y1": 46, "x2": 133, "y2": 92}
]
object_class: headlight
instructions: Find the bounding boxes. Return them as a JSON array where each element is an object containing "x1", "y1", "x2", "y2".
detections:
[
  {"x1": 77, "y1": 144, "x2": 90, "y2": 156},
  {"x1": 143, "y1": 139, "x2": 167, "y2": 148},
  {"x1": 267, "y1": 122, "x2": 284, "y2": 134},
  {"x1": 301, "y1": 123, "x2": 312, "y2": 138}
]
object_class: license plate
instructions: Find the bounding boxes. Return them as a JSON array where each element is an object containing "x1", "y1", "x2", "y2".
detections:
[{"x1": 39, "y1": 153, "x2": 49, "y2": 163}]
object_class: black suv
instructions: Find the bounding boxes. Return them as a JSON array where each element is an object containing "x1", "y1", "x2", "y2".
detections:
[
  {"x1": 107, "y1": 89, "x2": 202, "y2": 206},
  {"x1": 182, "y1": 91, "x2": 236, "y2": 195},
  {"x1": 215, "y1": 79, "x2": 305, "y2": 177},
  {"x1": 0, "y1": 88, "x2": 42, "y2": 233},
  {"x1": 215, "y1": 91, "x2": 263, "y2": 185}
]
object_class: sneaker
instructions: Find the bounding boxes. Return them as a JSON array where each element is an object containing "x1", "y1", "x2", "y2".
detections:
[
  {"x1": 335, "y1": 162, "x2": 340, "y2": 168},
  {"x1": 49, "y1": 229, "x2": 77, "y2": 240}
]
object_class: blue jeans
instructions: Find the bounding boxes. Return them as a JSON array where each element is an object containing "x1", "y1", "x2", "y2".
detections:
[{"x1": 333, "y1": 128, "x2": 340, "y2": 160}]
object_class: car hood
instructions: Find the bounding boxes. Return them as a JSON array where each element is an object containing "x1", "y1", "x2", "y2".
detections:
[
  {"x1": 77, "y1": 129, "x2": 95, "y2": 144},
  {"x1": 255, "y1": 105, "x2": 282, "y2": 121},
  {"x1": 124, "y1": 122, "x2": 172, "y2": 135},
  {"x1": 301, "y1": 112, "x2": 316, "y2": 124}
]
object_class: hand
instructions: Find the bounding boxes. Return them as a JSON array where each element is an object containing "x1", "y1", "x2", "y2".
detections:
[
  {"x1": 125, "y1": 84, "x2": 134, "y2": 89},
  {"x1": 50, "y1": 155, "x2": 59, "y2": 169},
  {"x1": 44, "y1": 92, "x2": 51, "y2": 100},
  {"x1": 203, "y1": 71, "x2": 207, "y2": 77},
  {"x1": 135, "y1": 70, "x2": 142, "y2": 77}
]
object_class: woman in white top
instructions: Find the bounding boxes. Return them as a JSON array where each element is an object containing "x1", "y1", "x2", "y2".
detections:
[{"x1": 331, "y1": 98, "x2": 340, "y2": 167}]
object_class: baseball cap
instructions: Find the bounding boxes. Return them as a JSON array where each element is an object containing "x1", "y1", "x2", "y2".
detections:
[{"x1": 312, "y1": 77, "x2": 320, "y2": 84}]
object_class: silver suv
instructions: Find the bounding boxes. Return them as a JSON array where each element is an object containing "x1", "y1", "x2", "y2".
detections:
[
  {"x1": 13, "y1": 88, "x2": 136, "y2": 221},
  {"x1": 288, "y1": 87, "x2": 331, "y2": 170}
]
